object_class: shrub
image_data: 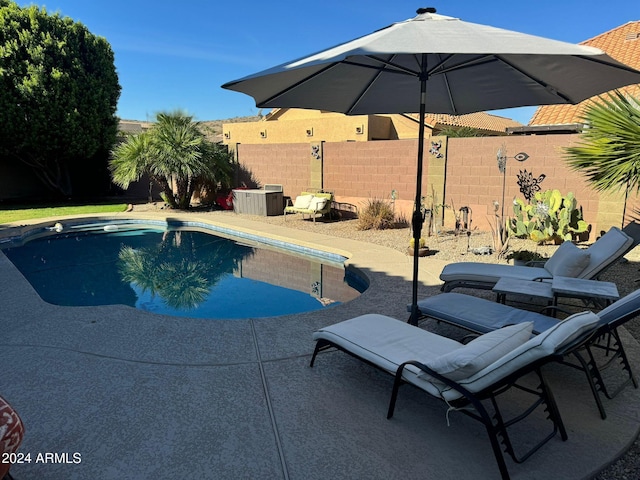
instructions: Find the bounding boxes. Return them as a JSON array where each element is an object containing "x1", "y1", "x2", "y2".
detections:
[
  {"x1": 357, "y1": 198, "x2": 396, "y2": 230},
  {"x1": 505, "y1": 250, "x2": 547, "y2": 263}
]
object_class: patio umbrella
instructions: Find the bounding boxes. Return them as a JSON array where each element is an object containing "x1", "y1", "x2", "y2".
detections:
[{"x1": 222, "y1": 7, "x2": 640, "y2": 325}]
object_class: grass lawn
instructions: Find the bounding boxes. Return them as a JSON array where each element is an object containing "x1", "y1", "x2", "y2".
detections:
[{"x1": 0, "y1": 203, "x2": 129, "y2": 224}]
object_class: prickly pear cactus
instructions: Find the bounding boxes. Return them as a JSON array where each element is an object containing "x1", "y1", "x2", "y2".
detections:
[{"x1": 508, "y1": 189, "x2": 590, "y2": 244}]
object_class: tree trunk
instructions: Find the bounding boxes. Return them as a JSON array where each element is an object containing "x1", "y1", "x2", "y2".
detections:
[
  {"x1": 13, "y1": 152, "x2": 73, "y2": 197},
  {"x1": 151, "y1": 174, "x2": 177, "y2": 208}
]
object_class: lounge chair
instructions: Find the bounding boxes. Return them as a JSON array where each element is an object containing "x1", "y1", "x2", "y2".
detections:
[
  {"x1": 284, "y1": 191, "x2": 333, "y2": 223},
  {"x1": 414, "y1": 289, "x2": 640, "y2": 418},
  {"x1": 310, "y1": 311, "x2": 601, "y2": 480},
  {"x1": 440, "y1": 225, "x2": 636, "y2": 293}
]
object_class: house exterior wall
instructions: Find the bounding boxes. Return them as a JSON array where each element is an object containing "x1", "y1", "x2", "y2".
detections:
[
  {"x1": 222, "y1": 111, "x2": 438, "y2": 145},
  {"x1": 225, "y1": 114, "x2": 378, "y2": 144},
  {"x1": 222, "y1": 109, "x2": 520, "y2": 147},
  {"x1": 234, "y1": 133, "x2": 633, "y2": 240}
]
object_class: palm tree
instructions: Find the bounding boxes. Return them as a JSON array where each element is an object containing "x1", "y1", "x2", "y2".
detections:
[
  {"x1": 110, "y1": 111, "x2": 233, "y2": 209},
  {"x1": 564, "y1": 91, "x2": 640, "y2": 224}
]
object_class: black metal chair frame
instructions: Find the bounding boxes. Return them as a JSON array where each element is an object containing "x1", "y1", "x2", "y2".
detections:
[
  {"x1": 561, "y1": 324, "x2": 639, "y2": 419},
  {"x1": 309, "y1": 333, "x2": 597, "y2": 480},
  {"x1": 414, "y1": 298, "x2": 640, "y2": 420}
]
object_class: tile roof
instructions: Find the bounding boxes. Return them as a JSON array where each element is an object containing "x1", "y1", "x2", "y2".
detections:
[
  {"x1": 530, "y1": 21, "x2": 640, "y2": 126},
  {"x1": 118, "y1": 120, "x2": 153, "y2": 133},
  {"x1": 408, "y1": 111, "x2": 523, "y2": 133},
  {"x1": 265, "y1": 108, "x2": 522, "y2": 134}
]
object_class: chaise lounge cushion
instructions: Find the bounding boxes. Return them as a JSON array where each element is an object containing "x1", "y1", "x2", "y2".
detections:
[
  {"x1": 292, "y1": 194, "x2": 314, "y2": 209},
  {"x1": 415, "y1": 292, "x2": 560, "y2": 334},
  {"x1": 439, "y1": 227, "x2": 633, "y2": 291},
  {"x1": 424, "y1": 322, "x2": 533, "y2": 380},
  {"x1": 579, "y1": 227, "x2": 633, "y2": 279},
  {"x1": 309, "y1": 197, "x2": 327, "y2": 212},
  {"x1": 446, "y1": 311, "x2": 600, "y2": 398},
  {"x1": 439, "y1": 263, "x2": 551, "y2": 285},
  {"x1": 313, "y1": 311, "x2": 599, "y2": 401},
  {"x1": 596, "y1": 289, "x2": 640, "y2": 327},
  {"x1": 312, "y1": 314, "x2": 464, "y2": 376},
  {"x1": 544, "y1": 241, "x2": 591, "y2": 277}
]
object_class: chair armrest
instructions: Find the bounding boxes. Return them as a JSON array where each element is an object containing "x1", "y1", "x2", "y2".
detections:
[
  {"x1": 526, "y1": 260, "x2": 547, "y2": 268},
  {"x1": 393, "y1": 360, "x2": 477, "y2": 405},
  {"x1": 532, "y1": 275, "x2": 553, "y2": 282}
]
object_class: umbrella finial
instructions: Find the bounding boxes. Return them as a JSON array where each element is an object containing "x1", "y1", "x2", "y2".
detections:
[{"x1": 416, "y1": 7, "x2": 436, "y2": 14}]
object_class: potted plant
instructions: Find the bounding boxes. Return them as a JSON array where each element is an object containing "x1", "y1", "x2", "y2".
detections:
[
  {"x1": 408, "y1": 237, "x2": 430, "y2": 257},
  {"x1": 505, "y1": 249, "x2": 547, "y2": 266}
]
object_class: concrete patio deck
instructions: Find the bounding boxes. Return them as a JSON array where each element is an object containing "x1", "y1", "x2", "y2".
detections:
[{"x1": 1, "y1": 211, "x2": 639, "y2": 479}]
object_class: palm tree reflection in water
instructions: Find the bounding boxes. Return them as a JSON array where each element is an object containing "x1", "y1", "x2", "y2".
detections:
[{"x1": 117, "y1": 230, "x2": 253, "y2": 310}]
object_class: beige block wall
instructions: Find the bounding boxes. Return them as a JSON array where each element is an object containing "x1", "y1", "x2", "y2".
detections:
[
  {"x1": 443, "y1": 134, "x2": 607, "y2": 238},
  {"x1": 323, "y1": 139, "x2": 425, "y2": 219},
  {"x1": 234, "y1": 134, "x2": 628, "y2": 240},
  {"x1": 235, "y1": 143, "x2": 311, "y2": 199}
]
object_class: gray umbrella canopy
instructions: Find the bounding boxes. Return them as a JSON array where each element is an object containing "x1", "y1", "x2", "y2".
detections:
[
  {"x1": 222, "y1": 8, "x2": 640, "y2": 324},
  {"x1": 223, "y1": 9, "x2": 640, "y2": 115}
]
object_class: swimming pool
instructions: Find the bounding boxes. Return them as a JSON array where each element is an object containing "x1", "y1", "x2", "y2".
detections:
[{"x1": 0, "y1": 220, "x2": 367, "y2": 319}]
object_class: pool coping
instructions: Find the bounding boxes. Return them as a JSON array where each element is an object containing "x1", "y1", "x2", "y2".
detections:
[{"x1": 0, "y1": 211, "x2": 448, "y2": 288}]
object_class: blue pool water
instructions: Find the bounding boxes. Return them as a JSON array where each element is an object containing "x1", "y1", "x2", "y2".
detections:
[{"x1": 1, "y1": 225, "x2": 367, "y2": 319}]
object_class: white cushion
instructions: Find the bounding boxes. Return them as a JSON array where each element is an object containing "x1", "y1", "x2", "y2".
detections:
[
  {"x1": 309, "y1": 197, "x2": 327, "y2": 211},
  {"x1": 598, "y1": 289, "x2": 640, "y2": 327},
  {"x1": 440, "y1": 262, "x2": 551, "y2": 284},
  {"x1": 313, "y1": 314, "x2": 462, "y2": 376},
  {"x1": 292, "y1": 194, "x2": 314, "y2": 209},
  {"x1": 544, "y1": 241, "x2": 590, "y2": 277},
  {"x1": 424, "y1": 322, "x2": 533, "y2": 381},
  {"x1": 445, "y1": 311, "x2": 600, "y2": 396},
  {"x1": 580, "y1": 227, "x2": 633, "y2": 279}
]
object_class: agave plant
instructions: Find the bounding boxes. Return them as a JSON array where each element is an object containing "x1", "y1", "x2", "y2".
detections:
[{"x1": 564, "y1": 91, "x2": 640, "y2": 217}]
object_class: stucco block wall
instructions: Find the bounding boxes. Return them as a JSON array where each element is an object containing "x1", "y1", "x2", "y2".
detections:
[
  {"x1": 234, "y1": 134, "x2": 634, "y2": 239},
  {"x1": 236, "y1": 143, "x2": 310, "y2": 200},
  {"x1": 443, "y1": 134, "x2": 609, "y2": 235},
  {"x1": 323, "y1": 139, "x2": 424, "y2": 210}
]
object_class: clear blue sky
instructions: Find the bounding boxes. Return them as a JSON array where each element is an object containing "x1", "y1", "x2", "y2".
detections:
[{"x1": 23, "y1": 1, "x2": 640, "y2": 124}]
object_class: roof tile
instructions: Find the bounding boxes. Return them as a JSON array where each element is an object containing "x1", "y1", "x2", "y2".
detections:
[{"x1": 530, "y1": 21, "x2": 640, "y2": 126}]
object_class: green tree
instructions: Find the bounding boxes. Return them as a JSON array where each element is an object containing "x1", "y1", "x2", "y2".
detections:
[
  {"x1": 110, "y1": 111, "x2": 234, "y2": 209},
  {"x1": 437, "y1": 126, "x2": 487, "y2": 137},
  {"x1": 564, "y1": 91, "x2": 640, "y2": 198},
  {"x1": 0, "y1": 1, "x2": 121, "y2": 196}
]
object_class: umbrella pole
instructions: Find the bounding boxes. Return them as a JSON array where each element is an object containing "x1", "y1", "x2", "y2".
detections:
[{"x1": 409, "y1": 66, "x2": 428, "y2": 326}]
